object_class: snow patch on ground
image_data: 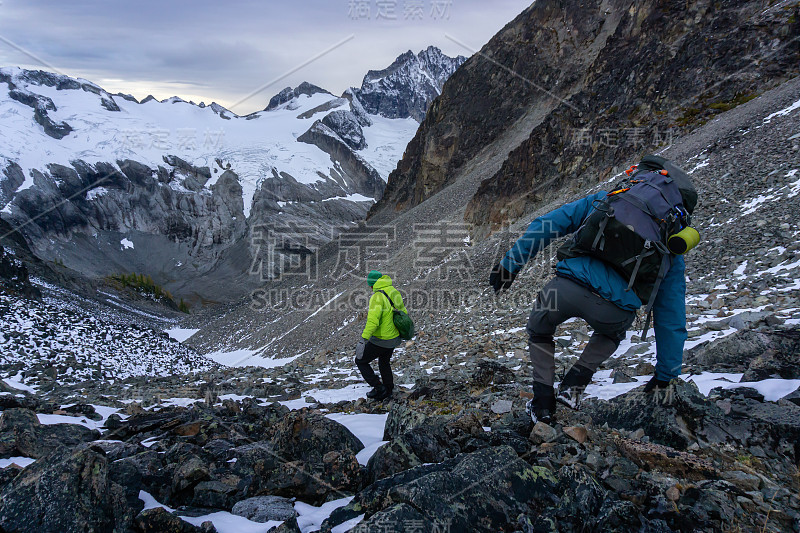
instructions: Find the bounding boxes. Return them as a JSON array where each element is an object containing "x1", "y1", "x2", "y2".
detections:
[
  {"x1": 279, "y1": 384, "x2": 372, "y2": 410},
  {"x1": 139, "y1": 491, "x2": 279, "y2": 533},
  {"x1": 325, "y1": 412, "x2": 389, "y2": 465},
  {"x1": 295, "y1": 496, "x2": 355, "y2": 533},
  {"x1": 0, "y1": 457, "x2": 35, "y2": 469},
  {"x1": 204, "y1": 348, "x2": 300, "y2": 368},
  {"x1": 165, "y1": 327, "x2": 200, "y2": 342}
]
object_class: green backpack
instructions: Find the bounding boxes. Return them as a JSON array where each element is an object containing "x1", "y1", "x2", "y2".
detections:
[{"x1": 378, "y1": 290, "x2": 415, "y2": 340}]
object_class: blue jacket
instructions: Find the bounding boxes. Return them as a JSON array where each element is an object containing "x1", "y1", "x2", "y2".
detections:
[{"x1": 500, "y1": 191, "x2": 687, "y2": 381}]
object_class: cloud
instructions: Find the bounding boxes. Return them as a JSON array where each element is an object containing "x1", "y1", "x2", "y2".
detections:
[{"x1": 0, "y1": 0, "x2": 531, "y2": 114}]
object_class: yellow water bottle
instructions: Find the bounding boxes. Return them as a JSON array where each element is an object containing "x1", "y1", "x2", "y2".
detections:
[{"x1": 667, "y1": 226, "x2": 700, "y2": 255}]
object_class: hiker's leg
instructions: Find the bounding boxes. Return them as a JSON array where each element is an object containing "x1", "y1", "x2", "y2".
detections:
[
  {"x1": 526, "y1": 277, "x2": 576, "y2": 387},
  {"x1": 576, "y1": 294, "x2": 636, "y2": 372},
  {"x1": 377, "y1": 347, "x2": 395, "y2": 390},
  {"x1": 355, "y1": 343, "x2": 382, "y2": 388}
]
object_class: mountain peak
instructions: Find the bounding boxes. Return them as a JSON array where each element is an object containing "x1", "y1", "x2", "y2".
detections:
[
  {"x1": 352, "y1": 46, "x2": 467, "y2": 121},
  {"x1": 265, "y1": 82, "x2": 332, "y2": 111}
]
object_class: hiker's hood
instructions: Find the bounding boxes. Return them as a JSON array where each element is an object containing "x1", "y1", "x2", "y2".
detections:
[{"x1": 372, "y1": 275, "x2": 393, "y2": 291}]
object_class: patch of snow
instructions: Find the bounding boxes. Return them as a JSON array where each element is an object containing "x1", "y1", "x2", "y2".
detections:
[
  {"x1": 36, "y1": 406, "x2": 122, "y2": 431},
  {"x1": 295, "y1": 496, "x2": 355, "y2": 533},
  {"x1": 120, "y1": 238, "x2": 134, "y2": 250},
  {"x1": 279, "y1": 384, "x2": 372, "y2": 410},
  {"x1": 325, "y1": 413, "x2": 388, "y2": 465},
  {"x1": 0, "y1": 457, "x2": 35, "y2": 469},
  {"x1": 331, "y1": 515, "x2": 365, "y2": 533},
  {"x1": 204, "y1": 348, "x2": 300, "y2": 368},
  {"x1": 322, "y1": 193, "x2": 374, "y2": 203},
  {"x1": 140, "y1": 490, "x2": 173, "y2": 511},
  {"x1": 584, "y1": 370, "x2": 650, "y2": 401},
  {"x1": 139, "y1": 491, "x2": 277, "y2": 532},
  {"x1": 181, "y1": 512, "x2": 281, "y2": 533},
  {"x1": 86, "y1": 187, "x2": 108, "y2": 200},
  {"x1": 165, "y1": 327, "x2": 200, "y2": 342},
  {"x1": 763, "y1": 97, "x2": 800, "y2": 123},
  {"x1": 685, "y1": 373, "x2": 800, "y2": 402},
  {"x1": 2, "y1": 373, "x2": 37, "y2": 393}
]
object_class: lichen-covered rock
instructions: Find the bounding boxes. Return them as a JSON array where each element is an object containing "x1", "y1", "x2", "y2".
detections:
[
  {"x1": 0, "y1": 444, "x2": 136, "y2": 532},
  {"x1": 0, "y1": 407, "x2": 99, "y2": 459},
  {"x1": 231, "y1": 495, "x2": 297, "y2": 522},
  {"x1": 326, "y1": 445, "x2": 557, "y2": 532},
  {"x1": 133, "y1": 507, "x2": 209, "y2": 533}
]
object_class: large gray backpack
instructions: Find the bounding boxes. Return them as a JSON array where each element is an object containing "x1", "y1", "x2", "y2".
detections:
[{"x1": 557, "y1": 155, "x2": 697, "y2": 334}]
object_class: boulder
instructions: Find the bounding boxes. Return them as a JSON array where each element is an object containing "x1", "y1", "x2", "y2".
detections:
[
  {"x1": 326, "y1": 446, "x2": 557, "y2": 532},
  {"x1": 0, "y1": 444, "x2": 136, "y2": 532},
  {"x1": 133, "y1": 507, "x2": 208, "y2": 533},
  {"x1": 0, "y1": 408, "x2": 99, "y2": 459},
  {"x1": 684, "y1": 326, "x2": 800, "y2": 380},
  {"x1": 615, "y1": 437, "x2": 718, "y2": 481},
  {"x1": 383, "y1": 403, "x2": 433, "y2": 440},
  {"x1": 232, "y1": 495, "x2": 297, "y2": 522},
  {"x1": 270, "y1": 411, "x2": 364, "y2": 462},
  {"x1": 583, "y1": 380, "x2": 725, "y2": 450}
]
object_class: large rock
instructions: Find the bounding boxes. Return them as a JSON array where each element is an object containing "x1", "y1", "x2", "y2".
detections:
[
  {"x1": 325, "y1": 445, "x2": 557, "y2": 532},
  {"x1": 229, "y1": 413, "x2": 366, "y2": 503},
  {"x1": 583, "y1": 380, "x2": 727, "y2": 450},
  {"x1": 270, "y1": 411, "x2": 364, "y2": 462},
  {"x1": 133, "y1": 507, "x2": 210, "y2": 533},
  {"x1": 0, "y1": 408, "x2": 99, "y2": 459},
  {"x1": 0, "y1": 444, "x2": 136, "y2": 532},
  {"x1": 684, "y1": 326, "x2": 800, "y2": 380},
  {"x1": 382, "y1": 403, "x2": 432, "y2": 440},
  {"x1": 231, "y1": 495, "x2": 297, "y2": 523},
  {"x1": 368, "y1": 410, "x2": 486, "y2": 483}
]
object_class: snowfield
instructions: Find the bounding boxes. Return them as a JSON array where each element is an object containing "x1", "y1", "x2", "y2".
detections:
[{"x1": 0, "y1": 67, "x2": 420, "y2": 216}]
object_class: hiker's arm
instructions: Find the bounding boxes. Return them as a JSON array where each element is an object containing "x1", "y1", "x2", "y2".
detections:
[
  {"x1": 501, "y1": 191, "x2": 606, "y2": 274},
  {"x1": 652, "y1": 255, "x2": 688, "y2": 381},
  {"x1": 362, "y1": 294, "x2": 382, "y2": 340}
]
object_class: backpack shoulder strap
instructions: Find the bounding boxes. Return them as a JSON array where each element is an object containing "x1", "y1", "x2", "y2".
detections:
[{"x1": 378, "y1": 289, "x2": 397, "y2": 310}]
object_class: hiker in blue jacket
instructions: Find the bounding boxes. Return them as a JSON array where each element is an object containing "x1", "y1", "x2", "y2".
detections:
[{"x1": 490, "y1": 158, "x2": 692, "y2": 424}]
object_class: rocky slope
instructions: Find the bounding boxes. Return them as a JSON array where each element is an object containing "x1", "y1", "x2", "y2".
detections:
[{"x1": 0, "y1": 47, "x2": 462, "y2": 303}]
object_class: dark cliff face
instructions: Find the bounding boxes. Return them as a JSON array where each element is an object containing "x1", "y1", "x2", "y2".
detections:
[{"x1": 370, "y1": 0, "x2": 800, "y2": 231}]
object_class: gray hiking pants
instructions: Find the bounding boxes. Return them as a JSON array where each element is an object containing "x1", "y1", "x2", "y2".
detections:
[{"x1": 526, "y1": 276, "x2": 637, "y2": 387}]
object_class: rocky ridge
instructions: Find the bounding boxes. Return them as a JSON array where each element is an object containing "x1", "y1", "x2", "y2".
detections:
[{"x1": 0, "y1": 47, "x2": 462, "y2": 303}]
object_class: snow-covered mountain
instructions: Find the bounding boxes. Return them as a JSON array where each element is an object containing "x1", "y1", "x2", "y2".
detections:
[
  {"x1": 0, "y1": 47, "x2": 462, "y2": 302},
  {"x1": 352, "y1": 46, "x2": 467, "y2": 121}
]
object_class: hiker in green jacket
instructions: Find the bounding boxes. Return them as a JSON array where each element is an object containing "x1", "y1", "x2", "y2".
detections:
[{"x1": 356, "y1": 270, "x2": 407, "y2": 401}]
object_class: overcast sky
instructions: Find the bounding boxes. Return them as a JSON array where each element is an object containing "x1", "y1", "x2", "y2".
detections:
[{"x1": 0, "y1": 0, "x2": 531, "y2": 114}]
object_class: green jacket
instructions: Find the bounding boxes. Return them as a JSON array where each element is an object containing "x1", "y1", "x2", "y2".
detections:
[{"x1": 362, "y1": 275, "x2": 407, "y2": 341}]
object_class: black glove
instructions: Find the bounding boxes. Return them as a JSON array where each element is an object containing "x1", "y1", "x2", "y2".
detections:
[
  {"x1": 643, "y1": 376, "x2": 670, "y2": 393},
  {"x1": 489, "y1": 264, "x2": 517, "y2": 293}
]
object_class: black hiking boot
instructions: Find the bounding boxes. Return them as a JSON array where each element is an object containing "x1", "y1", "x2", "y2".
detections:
[
  {"x1": 526, "y1": 382, "x2": 556, "y2": 425},
  {"x1": 557, "y1": 365, "x2": 594, "y2": 410},
  {"x1": 643, "y1": 376, "x2": 670, "y2": 393},
  {"x1": 366, "y1": 385, "x2": 384, "y2": 398},
  {"x1": 372, "y1": 385, "x2": 392, "y2": 401}
]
